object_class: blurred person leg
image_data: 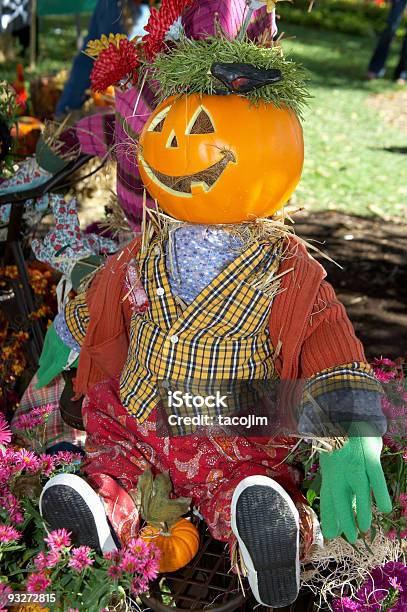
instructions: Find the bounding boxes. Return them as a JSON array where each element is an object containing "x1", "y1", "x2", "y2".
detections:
[
  {"x1": 55, "y1": 0, "x2": 124, "y2": 117},
  {"x1": 368, "y1": 0, "x2": 407, "y2": 79},
  {"x1": 394, "y1": 30, "x2": 407, "y2": 81}
]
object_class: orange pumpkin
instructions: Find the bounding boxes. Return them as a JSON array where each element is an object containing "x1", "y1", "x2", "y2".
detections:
[
  {"x1": 141, "y1": 518, "x2": 200, "y2": 573},
  {"x1": 138, "y1": 93, "x2": 303, "y2": 224},
  {"x1": 11, "y1": 116, "x2": 44, "y2": 156},
  {"x1": 12, "y1": 606, "x2": 49, "y2": 612},
  {"x1": 91, "y1": 85, "x2": 115, "y2": 107}
]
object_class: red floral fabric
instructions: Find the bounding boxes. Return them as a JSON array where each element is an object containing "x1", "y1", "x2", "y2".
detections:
[{"x1": 83, "y1": 377, "x2": 303, "y2": 543}]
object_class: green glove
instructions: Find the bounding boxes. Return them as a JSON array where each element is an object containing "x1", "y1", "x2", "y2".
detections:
[
  {"x1": 319, "y1": 431, "x2": 392, "y2": 543},
  {"x1": 37, "y1": 324, "x2": 78, "y2": 389}
]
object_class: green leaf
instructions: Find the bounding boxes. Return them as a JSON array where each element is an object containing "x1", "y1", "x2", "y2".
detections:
[
  {"x1": 306, "y1": 488, "x2": 317, "y2": 506},
  {"x1": 309, "y1": 473, "x2": 322, "y2": 494},
  {"x1": 81, "y1": 580, "x2": 111, "y2": 608},
  {"x1": 138, "y1": 468, "x2": 191, "y2": 529}
]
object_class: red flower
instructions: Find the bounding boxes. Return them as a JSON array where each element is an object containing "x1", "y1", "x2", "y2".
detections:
[
  {"x1": 90, "y1": 39, "x2": 139, "y2": 92},
  {"x1": 143, "y1": 0, "x2": 194, "y2": 61}
]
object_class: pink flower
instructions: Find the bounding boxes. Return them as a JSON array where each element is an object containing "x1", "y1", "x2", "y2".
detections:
[
  {"x1": 126, "y1": 536, "x2": 149, "y2": 556},
  {"x1": 33, "y1": 551, "x2": 48, "y2": 570},
  {"x1": 34, "y1": 404, "x2": 53, "y2": 418},
  {"x1": 389, "y1": 576, "x2": 403, "y2": 591},
  {"x1": 46, "y1": 548, "x2": 61, "y2": 567},
  {"x1": 68, "y1": 546, "x2": 94, "y2": 571},
  {"x1": 0, "y1": 466, "x2": 12, "y2": 484},
  {"x1": 39, "y1": 454, "x2": 55, "y2": 477},
  {"x1": 119, "y1": 550, "x2": 144, "y2": 573},
  {"x1": 332, "y1": 597, "x2": 361, "y2": 611},
  {"x1": 107, "y1": 565, "x2": 122, "y2": 579},
  {"x1": 45, "y1": 528, "x2": 71, "y2": 550},
  {"x1": 0, "y1": 490, "x2": 23, "y2": 524},
  {"x1": 372, "y1": 357, "x2": 397, "y2": 383},
  {"x1": 14, "y1": 448, "x2": 40, "y2": 472},
  {"x1": 13, "y1": 405, "x2": 54, "y2": 431},
  {"x1": 398, "y1": 493, "x2": 407, "y2": 514},
  {"x1": 26, "y1": 573, "x2": 51, "y2": 593},
  {"x1": 13, "y1": 413, "x2": 42, "y2": 431},
  {"x1": 375, "y1": 370, "x2": 397, "y2": 384},
  {"x1": 130, "y1": 575, "x2": 148, "y2": 596},
  {"x1": 0, "y1": 524, "x2": 21, "y2": 543},
  {"x1": 10, "y1": 511, "x2": 24, "y2": 524},
  {"x1": 0, "y1": 415, "x2": 11, "y2": 446},
  {"x1": 373, "y1": 357, "x2": 397, "y2": 369},
  {"x1": 403, "y1": 451, "x2": 407, "y2": 462},
  {"x1": 143, "y1": 555, "x2": 160, "y2": 580},
  {"x1": 104, "y1": 550, "x2": 120, "y2": 562},
  {"x1": 52, "y1": 451, "x2": 83, "y2": 466},
  {"x1": 34, "y1": 549, "x2": 60, "y2": 570},
  {"x1": 0, "y1": 447, "x2": 16, "y2": 469},
  {"x1": 0, "y1": 582, "x2": 12, "y2": 609}
]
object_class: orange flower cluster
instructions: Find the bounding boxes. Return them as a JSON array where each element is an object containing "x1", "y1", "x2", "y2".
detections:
[
  {"x1": 0, "y1": 264, "x2": 58, "y2": 408},
  {"x1": 0, "y1": 323, "x2": 29, "y2": 390},
  {"x1": 0, "y1": 264, "x2": 54, "y2": 297}
]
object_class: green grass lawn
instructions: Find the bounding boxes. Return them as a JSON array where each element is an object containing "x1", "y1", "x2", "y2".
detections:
[
  {"x1": 281, "y1": 24, "x2": 407, "y2": 219},
  {"x1": 0, "y1": 17, "x2": 406, "y2": 219}
]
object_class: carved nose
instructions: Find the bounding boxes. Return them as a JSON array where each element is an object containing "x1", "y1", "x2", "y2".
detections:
[{"x1": 169, "y1": 134, "x2": 178, "y2": 148}]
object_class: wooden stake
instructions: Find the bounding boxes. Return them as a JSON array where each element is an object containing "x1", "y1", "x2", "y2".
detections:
[{"x1": 30, "y1": 0, "x2": 37, "y2": 70}]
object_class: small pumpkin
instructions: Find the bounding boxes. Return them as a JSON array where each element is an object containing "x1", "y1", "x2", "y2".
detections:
[
  {"x1": 136, "y1": 469, "x2": 200, "y2": 573},
  {"x1": 11, "y1": 116, "x2": 44, "y2": 156},
  {"x1": 91, "y1": 85, "x2": 115, "y2": 107},
  {"x1": 141, "y1": 517, "x2": 200, "y2": 573},
  {"x1": 138, "y1": 93, "x2": 303, "y2": 224}
]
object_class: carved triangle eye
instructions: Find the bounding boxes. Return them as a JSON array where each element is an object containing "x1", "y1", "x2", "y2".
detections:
[
  {"x1": 169, "y1": 133, "x2": 178, "y2": 148},
  {"x1": 152, "y1": 117, "x2": 165, "y2": 133},
  {"x1": 187, "y1": 108, "x2": 215, "y2": 134},
  {"x1": 148, "y1": 105, "x2": 171, "y2": 132}
]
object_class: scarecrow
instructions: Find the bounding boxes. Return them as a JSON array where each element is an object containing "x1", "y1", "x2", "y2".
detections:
[{"x1": 36, "y1": 1, "x2": 391, "y2": 608}]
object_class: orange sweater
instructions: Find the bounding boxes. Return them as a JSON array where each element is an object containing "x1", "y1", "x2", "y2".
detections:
[{"x1": 269, "y1": 238, "x2": 366, "y2": 382}]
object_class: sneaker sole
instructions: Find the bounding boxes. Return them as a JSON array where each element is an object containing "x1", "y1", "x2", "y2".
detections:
[
  {"x1": 231, "y1": 475, "x2": 300, "y2": 608},
  {"x1": 39, "y1": 473, "x2": 117, "y2": 554}
]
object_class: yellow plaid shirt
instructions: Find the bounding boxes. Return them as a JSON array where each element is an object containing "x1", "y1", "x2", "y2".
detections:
[
  {"x1": 64, "y1": 292, "x2": 89, "y2": 346},
  {"x1": 120, "y1": 236, "x2": 283, "y2": 423}
]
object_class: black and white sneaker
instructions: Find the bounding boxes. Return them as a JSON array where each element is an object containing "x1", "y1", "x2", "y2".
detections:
[
  {"x1": 231, "y1": 475, "x2": 300, "y2": 608},
  {"x1": 39, "y1": 473, "x2": 117, "y2": 554}
]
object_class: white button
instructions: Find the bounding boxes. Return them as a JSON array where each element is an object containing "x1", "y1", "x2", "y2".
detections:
[
  {"x1": 156, "y1": 287, "x2": 165, "y2": 296},
  {"x1": 170, "y1": 334, "x2": 179, "y2": 344}
]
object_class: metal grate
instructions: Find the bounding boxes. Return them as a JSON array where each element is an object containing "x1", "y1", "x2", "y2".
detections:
[
  {"x1": 140, "y1": 521, "x2": 317, "y2": 612},
  {"x1": 140, "y1": 522, "x2": 247, "y2": 611}
]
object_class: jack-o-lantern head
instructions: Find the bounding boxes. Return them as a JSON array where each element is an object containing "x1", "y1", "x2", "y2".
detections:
[{"x1": 138, "y1": 93, "x2": 304, "y2": 224}]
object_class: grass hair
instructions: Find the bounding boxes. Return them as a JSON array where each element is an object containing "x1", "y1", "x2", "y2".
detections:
[{"x1": 150, "y1": 36, "x2": 311, "y2": 118}]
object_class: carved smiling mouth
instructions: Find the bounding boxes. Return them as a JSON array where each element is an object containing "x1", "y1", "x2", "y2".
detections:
[{"x1": 139, "y1": 150, "x2": 236, "y2": 197}]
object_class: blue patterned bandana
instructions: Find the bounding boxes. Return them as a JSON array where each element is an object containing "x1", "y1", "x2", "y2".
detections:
[{"x1": 165, "y1": 225, "x2": 244, "y2": 305}]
